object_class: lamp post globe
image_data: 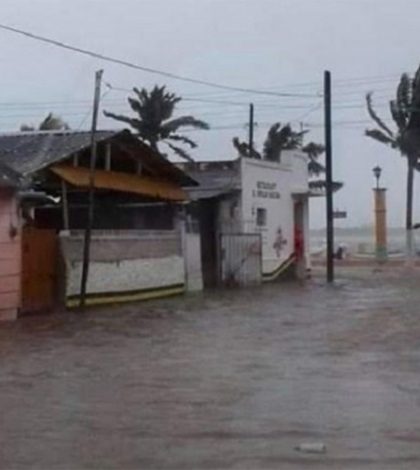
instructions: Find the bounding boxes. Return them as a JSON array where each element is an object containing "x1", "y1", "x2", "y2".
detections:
[{"x1": 373, "y1": 166, "x2": 382, "y2": 189}]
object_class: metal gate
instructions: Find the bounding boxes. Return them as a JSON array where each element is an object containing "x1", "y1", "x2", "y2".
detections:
[
  {"x1": 220, "y1": 233, "x2": 262, "y2": 287},
  {"x1": 21, "y1": 227, "x2": 58, "y2": 313}
]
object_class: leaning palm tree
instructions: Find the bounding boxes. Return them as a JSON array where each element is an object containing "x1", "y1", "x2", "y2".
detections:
[
  {"x1": 263, "y1": 123, "x2": 307, "y2": 161},
  {"x1": 365, "y1": 65, "x2": 420, "y2": 263},
  {"x1": 233, "y1": 123, "x2": 307, "y2": 161},
  {"x1": 104, "y1": 85, "x2": 209, "y2": 161}
]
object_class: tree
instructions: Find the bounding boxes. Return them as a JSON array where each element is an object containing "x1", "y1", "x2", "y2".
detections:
[
  {"x1": 263, "y1": 123, "x2": 307, "y2": 162},
  {"x1": 302, "y1": 142, "x2": 343, "y2": 195},
  {"x1": 233, "y1": 123, "x2": 306, "y2": 161},
  {"x1": 104, "y1": 85, "x2": 209, "y2": 161},
  {"x1": 365, "y1": 65, "x2": 420, "y2": 263},
  {"x1": 20, "y1": 113, "x2": 70, "y2": 132},
  {"x1": 233, "y1": 124, "x2": 343, "y2": 195}
]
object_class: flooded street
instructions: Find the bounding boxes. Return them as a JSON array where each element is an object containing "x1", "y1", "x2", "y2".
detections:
[{"x1": 2, "y1": 270, "x2": 420, "y2": 469}]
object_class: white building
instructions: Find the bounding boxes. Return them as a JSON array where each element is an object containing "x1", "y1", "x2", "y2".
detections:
[{"x1": 180, "y1": 150, "x2": 310, "y2": 287}]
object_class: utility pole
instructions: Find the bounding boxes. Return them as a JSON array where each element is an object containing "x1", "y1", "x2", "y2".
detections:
[
  {"x1": 324, "y1": 70, "x2": 334, "y2": 283},
  {"x1": 248, "y1": 103, "x2": 254, "y2": 157},
  {"x1": 80, "y1": 69, "x2": 103, "y2": 309}
]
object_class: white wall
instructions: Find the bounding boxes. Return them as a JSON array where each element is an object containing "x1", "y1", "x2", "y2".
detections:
[
  {"x1": 183, "y1": 232, "x2": 203, "y2": 292},
  {"x1": 240, "y1": 152, "x2": 309, "y2": 276},
  {"x1": 60, "y1": 231, "x2": 186, "y2": 306}
]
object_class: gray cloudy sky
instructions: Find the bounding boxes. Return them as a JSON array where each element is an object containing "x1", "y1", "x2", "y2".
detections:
[{"x1": 1, "y1": 0, "x2": 420, "y2": 228}]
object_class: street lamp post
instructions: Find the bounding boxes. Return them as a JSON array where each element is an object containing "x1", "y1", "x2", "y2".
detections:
[{"x1": 372, "y1": 166, "x2": 387, "y2": 262}]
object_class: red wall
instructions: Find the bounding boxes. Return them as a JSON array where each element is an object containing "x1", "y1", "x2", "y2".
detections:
[{"x1": 0, "y1": 189, "x2": 20, "y2": 321}]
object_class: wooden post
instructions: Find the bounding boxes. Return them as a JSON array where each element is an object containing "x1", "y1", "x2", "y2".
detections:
[
  {"x1": 61, "y1": 179, "x2": 69, "y2": 231},
  {"x1": 105, "y1": 142, "x2": 111, "y2": 171},
  {"x1": 79, "y1": 69, "x2": 103, "y2": 309}
]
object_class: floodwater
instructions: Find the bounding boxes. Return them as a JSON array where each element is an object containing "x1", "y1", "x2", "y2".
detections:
[{"x1": 1, "y1": 269, "x2": 420, "y2": 469}]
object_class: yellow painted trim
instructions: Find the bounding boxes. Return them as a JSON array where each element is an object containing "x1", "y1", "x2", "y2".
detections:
[
  {"x1": 51, "y1": 165, "x2": 187, "y2": 201},
  {"x1": 262, "y1": 254, "x2": 296, "y2": 282},
  {"x1": 66, "y1": 285, "x2": 185, "y2": 309}
]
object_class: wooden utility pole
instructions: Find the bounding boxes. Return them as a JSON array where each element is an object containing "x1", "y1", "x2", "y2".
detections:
[
  {"x1": 79, "y1": 69, "x2": 103, "y2": 309},
  {"x1": 324, "y1": 70, "x2": 334, "y2": 283},
  {"x1": 248, "y1": 103, "x2": 254, "y2": 157}
]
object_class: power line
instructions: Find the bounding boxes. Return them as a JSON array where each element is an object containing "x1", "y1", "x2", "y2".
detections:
[{"x1": 0, "y1": 23, "x2": 318, "y2": 99}]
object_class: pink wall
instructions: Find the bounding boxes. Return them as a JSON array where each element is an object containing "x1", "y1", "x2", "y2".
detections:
[{"x1": 0, "y1": 189, "x2": 20, "y2": 321}]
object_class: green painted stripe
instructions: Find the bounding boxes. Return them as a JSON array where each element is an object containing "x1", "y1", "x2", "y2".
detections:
[
  {"x1": 262, "y1": 254, "x2": 296, "y2": 282},
  {"x1": 66, "y1": 283, "x2": 185, "y2": 308}
]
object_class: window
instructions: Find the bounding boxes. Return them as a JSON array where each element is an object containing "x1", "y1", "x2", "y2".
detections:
[{"x1": 256, "y1": 207, "x2": 267, "y2": 227}]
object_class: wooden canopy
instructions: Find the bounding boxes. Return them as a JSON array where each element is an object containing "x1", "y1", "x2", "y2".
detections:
[{"x1": 51, "y1": 165, "x2": 188, "y2": 201}]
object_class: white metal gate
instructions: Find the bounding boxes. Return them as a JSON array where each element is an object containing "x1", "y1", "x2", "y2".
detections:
[{"x1": 220, "y1": 233, "x2": 262, "y2": 287}]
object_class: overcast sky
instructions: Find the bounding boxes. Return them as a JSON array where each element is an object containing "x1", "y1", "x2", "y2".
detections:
[{"x1": 1, "y1": 0, "x2": 420, "y2": 228}]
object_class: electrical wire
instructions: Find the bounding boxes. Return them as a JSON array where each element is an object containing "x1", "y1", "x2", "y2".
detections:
[{"x1": 0, "y1": 23, "x2": 319, "y2": 98}]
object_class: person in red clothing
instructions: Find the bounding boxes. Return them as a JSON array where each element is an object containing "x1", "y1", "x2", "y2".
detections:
[{"x1": 294, "y1": 226, "x2": 304, "y2": 261}]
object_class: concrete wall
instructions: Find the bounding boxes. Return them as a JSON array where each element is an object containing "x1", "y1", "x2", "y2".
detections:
[
  {"x1": 60, "y1": 230, "x2": 186, "y2": 307},
  {"x1": 0, "y1": 189, "x2": 20, "y2": 321},
  {"x1": 183, "y1": 232, "x2": 203, "y2": 292},
  {"x1": 240, "y1": 154, "x2": 309, "y2": 278}
]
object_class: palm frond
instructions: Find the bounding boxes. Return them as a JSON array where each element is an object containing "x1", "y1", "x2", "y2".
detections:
[
  {"x1": 166, "y1": 142, "x2": 194, "y2": 162},
  {"x1": 397, "y1": 74, "x2": 412, "y2": 113},
  {"x1": 302, "y1": 142, "x2": 325, "y2": 159},
  {"x1": 232, "y1": 137, "x2": 262, "y2": 159},
  {"x1": 366, "y1": 92, "x2": 394, "y2": 137},
  {"x1": 162, "y1": 116, "x2": 209, "y2": 133},
  {"x1": 133, "y1": 86, "x2": 181, "y2": 123},
  {"x1": 103, "y1": 110, "x2": 143, "y2": 131},
  {"x1": 365, "y1": 128, "x2": 396, "y2": 146},
  {"x1": 233, "y1": 137, "x2": 249, "y2": 157},
  {"x1": 390, "y1": 100, "x2": 407, "y2": 130},
  {"x1": 308, "y1": 160, "x2": 325, "y2": 175},
  {"x1": 309, "y1": 179, "x2": 343, "y2": 193},
  {"x1": 263, "y1": 123, "x2": 305, "y2": 161},
  {"x1": 166, "y1": 134, "x2": 197, "y2": 148},
  {"x1": 407, "y1": 65, "x2": 420, "y2": 130}
]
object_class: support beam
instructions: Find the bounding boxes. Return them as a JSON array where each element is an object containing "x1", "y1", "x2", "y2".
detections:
[
  {"x1": 105, "y1": 143, "x2": 111, "y2": 171},
  {"x1": 61, "y1": 179, "x2": 69, "y2": 231}
]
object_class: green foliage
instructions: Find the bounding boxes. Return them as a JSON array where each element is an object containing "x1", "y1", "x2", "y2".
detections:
[
  {"x1": 263, "y1": 123, "x2": 307, "y2": 161},
  {"x1": 20, "y1": 113, "x2": 69, "y2": 132},
  {"x1": 302, "y1": 142, "x2": 326, "y2": 175},
  {"x1": 104, "y1": 85, "x2": 209, "y2": 160},
  {"x1": 232, "y1": 124, "x2": 342, "y2": 194},
  {"x1": 365, "y1": 66, "x2": 420, "y2": 159},
  {"x1": 232, "y1": 123, "x2": 306, "y2": 162}
]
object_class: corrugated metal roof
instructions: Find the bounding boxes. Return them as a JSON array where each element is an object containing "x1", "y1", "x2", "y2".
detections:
[
  {"x1": 0, "y1": 130, "x2": 117, "y2": 176},
  {"x1": 0, "y1": 130, "x2": 197, "y2": 187},
  {"x1": 177, "y1": 160, "x2": 241, "y2": 200}
]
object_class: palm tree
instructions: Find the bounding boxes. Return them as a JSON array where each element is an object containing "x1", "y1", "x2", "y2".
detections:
[
  {"x1": 233, "y1": 123, "x2": 306, "y2": 161},
  {"x1": 263, "y1": 123, "x2": 307, "y2": 161},
  {"x1": 365, "y1": 65, "x2": 420, "y2": 263},
  {"x1": 104, "y1": 85, "x2": 209, "y2": 161},
  {"x1": 233, "y1": 125, "x2": 343, "y2": 195},
  {"x1": 302, "y1": 142, "x2": 343, "y2": 195},
  {"x1": 20, "y1": 113, "x2": 70, "y2": 131}
]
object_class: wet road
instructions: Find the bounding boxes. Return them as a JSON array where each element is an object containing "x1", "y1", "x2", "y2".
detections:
[{"x1": 1, "y1": 270, "x2": 420, "y2": 469}]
